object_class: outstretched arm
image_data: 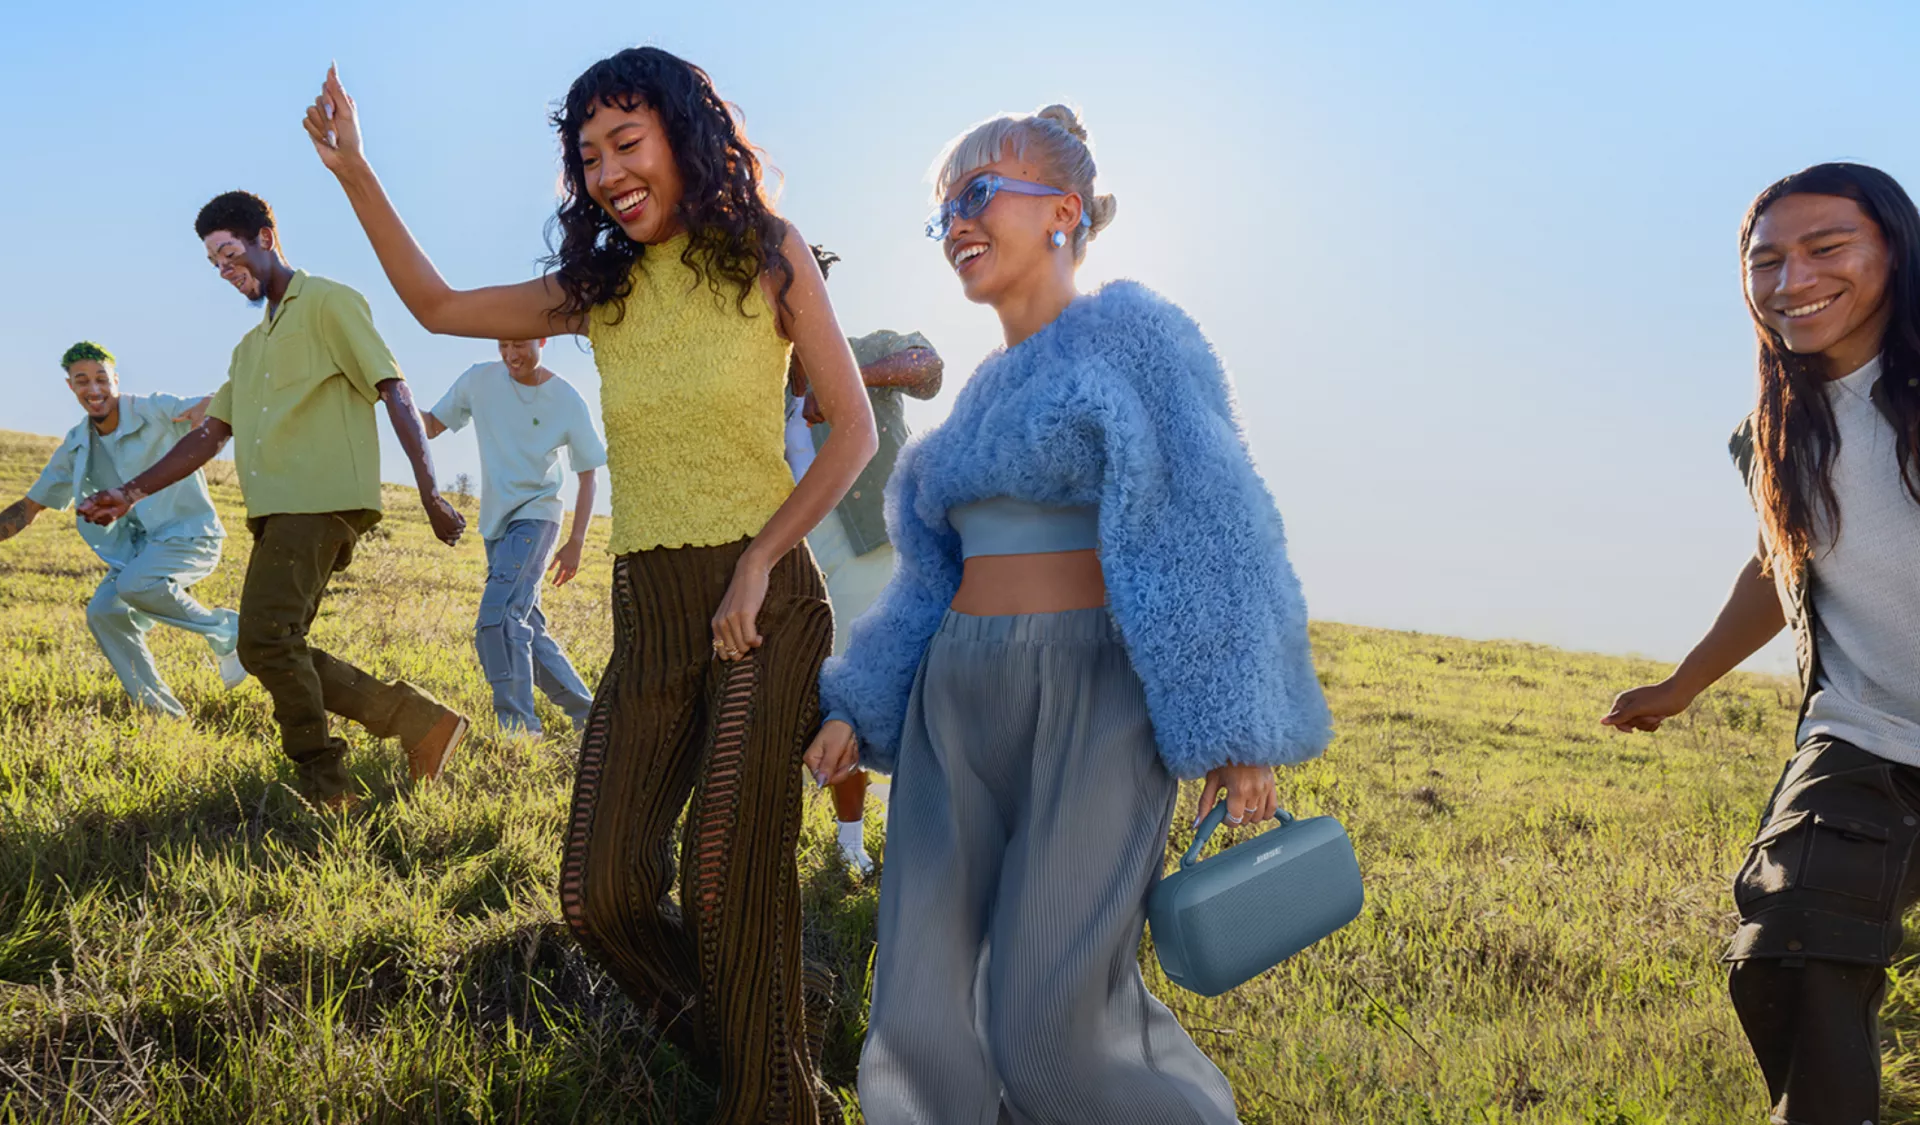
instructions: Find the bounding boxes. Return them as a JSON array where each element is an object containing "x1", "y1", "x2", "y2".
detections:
[
  {"x1": 378, "y1": 379, "x2": 464, "y2": 547},
  {"x1": 303, "y1": 65, "x2": 581, "y2": 340},
  {"x1": 77, "y1": 421, "x2": 232, "y2": 525},
  {"x1": 0, "y1": 498, "x2": 45, "y2": 543},
  {"x1": 1602, "y1": 545, "x2": 1785, "y2": 733},
  {"x1": 422, "y1": 411, "x2": 448, "y2": 439}
]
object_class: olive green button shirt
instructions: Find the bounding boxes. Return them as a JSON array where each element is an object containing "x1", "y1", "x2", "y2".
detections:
[{"x1": 207, "y1": 272, "x2": 400, "y2": 518}]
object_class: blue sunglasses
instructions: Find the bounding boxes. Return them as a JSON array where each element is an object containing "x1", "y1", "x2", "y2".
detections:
[{"x1": 925, "y1": 174, "x2": 1092, "y2": 241}]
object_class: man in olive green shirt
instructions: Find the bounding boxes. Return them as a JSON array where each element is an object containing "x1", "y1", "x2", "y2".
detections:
[{"x1": 80, "y1": 191, "x2": 470, "y2": 809}]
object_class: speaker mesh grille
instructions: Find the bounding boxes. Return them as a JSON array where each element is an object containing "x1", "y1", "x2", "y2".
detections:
[{"x1": 1178, "y1": 844, "x2": 1358, "y2": 979}]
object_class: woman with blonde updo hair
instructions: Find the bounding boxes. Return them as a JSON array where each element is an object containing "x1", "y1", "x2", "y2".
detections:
[{"x1": 806, "y1": 104, "x2": 1331, "y2": 1122}]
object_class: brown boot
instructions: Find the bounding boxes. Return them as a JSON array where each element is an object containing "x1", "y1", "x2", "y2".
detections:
[
  {"x1": 322, "y1": 789, "x2": 363, "y2": 814},
  {"x1": 405, "y1": 707, "x2": 469, "y2": 781}
]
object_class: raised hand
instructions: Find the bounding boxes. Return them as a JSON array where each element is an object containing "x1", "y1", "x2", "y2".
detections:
[
  {"x1": 423, "y1": 493, "x2": 465, "y2": 547},
  {"x1": 301, "y1": 63, "x2": 365, "y2": 173}
]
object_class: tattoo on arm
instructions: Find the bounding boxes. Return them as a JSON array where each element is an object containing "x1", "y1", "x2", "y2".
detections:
[{"x1": 0, "y1": 498, "x2": 43, "y2": 543}]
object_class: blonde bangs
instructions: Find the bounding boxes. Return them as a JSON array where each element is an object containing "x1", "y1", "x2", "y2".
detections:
[{"x1": 930, "y1": 116, "x2": 1033, "y2": 200}]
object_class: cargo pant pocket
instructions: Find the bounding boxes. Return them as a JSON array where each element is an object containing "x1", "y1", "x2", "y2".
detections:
[
  {"x1": 1733, "y1": 810, "x2": 1892, "y2": 907},
  {"x1": 1728, "y1": 759, "x2": 1910, "y2": 967}
]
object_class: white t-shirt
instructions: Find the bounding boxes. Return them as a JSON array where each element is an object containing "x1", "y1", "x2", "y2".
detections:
[
  {"x1": 1798, "y1": 355, "x2": 1920, "y2": 764},
  {"x1": 429, "y1": 363, "x2": 608, "y2": 542},
  {"x1": 784, "y1": 391, "x2": 817, "y2": 481}
]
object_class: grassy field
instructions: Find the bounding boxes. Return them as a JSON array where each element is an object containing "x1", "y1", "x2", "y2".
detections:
[{"x1": 1, "y1": 424, "x2": 1915, "y2": 1123}]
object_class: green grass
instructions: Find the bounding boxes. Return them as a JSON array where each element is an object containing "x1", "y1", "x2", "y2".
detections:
[{"x1": 0, "y1": 424, "x2": 1914, "y2": 1123}]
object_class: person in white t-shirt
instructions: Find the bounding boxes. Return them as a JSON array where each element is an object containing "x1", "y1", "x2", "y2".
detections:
[
  {"x1": 1604, "y1": 162, "x2": 1920, "y2": 1124},
  {"x1": 425, "y1": 339, "x2": 608, "y2": 737}
]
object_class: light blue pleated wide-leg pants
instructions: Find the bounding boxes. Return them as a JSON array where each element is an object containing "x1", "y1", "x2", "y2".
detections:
[{"x1": 859, "y1": 608, "x2": 1240, "y2": 1125}]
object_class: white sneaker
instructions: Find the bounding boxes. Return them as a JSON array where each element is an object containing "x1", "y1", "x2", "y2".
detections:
[
  {"x1": 217, "y1": 647, "x2": 248, "y2": 689},
  {"x1": 838, "y1": 821, "x2": 874, "y2": 877},
  {"x1": 211, "y1": 610, "x2": 247, "y2": 689}
]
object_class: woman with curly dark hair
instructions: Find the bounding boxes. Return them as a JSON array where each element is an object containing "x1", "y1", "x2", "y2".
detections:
[{"x1": 302, "y1": 51, "x2": 875, "y2": 1124}]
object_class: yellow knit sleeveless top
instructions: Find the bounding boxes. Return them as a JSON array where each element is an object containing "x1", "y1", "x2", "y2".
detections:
[{"x1": 587, "y1": 234, "x2": 795, "y2": 554}]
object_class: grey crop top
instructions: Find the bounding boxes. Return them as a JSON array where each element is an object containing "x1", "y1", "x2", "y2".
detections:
[{"x1": 948, "y1": 496, "x2": 1100, "y2": 559}]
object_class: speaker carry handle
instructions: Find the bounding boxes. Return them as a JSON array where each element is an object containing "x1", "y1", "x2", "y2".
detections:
[{"x1": 1180, "y1": 801, "x2": 1298, "y2": 870}]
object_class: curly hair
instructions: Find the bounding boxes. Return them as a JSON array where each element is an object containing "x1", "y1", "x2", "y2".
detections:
[
  {"x1": 543, "y1": 47, "x2": 793, "y2": 324},
  {"x1": 60, "y1": 341, "x2": 116, "y2": 371},
  {"x1": 194, "y1": 190, "x2": 277, "y2": 243}
]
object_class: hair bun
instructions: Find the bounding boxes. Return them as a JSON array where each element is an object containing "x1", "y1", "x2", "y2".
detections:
[
  {"x1": 1035, "y1": 104, "x2": 1088, "y2": 143},
  {"x1": 1086, "y1": 193, "x2": 1118, "y2": 238}
]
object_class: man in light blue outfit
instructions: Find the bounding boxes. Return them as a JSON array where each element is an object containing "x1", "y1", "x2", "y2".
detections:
[
  {"x1": 0, "y1": 342, "x2": 244, "y2": 715},
  {"x1": 425, "y1": 338, "x2": 605, "y2": 736}
]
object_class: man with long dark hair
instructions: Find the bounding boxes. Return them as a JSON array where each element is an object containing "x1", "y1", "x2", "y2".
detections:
[
  {"x1": 1605, "y1": 162, "x2": 1920, "y2": 1123},
  {"x1": 78, "y1": 190, "x2": 473, "y2": 812}
]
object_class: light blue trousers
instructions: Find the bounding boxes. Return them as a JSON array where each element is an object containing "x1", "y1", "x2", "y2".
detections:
[
  {"x1": 85, "y1": 533, "x2": 234, "y2": 717},
  {"x1": 477, "y1": 519, "x2": 595, "y2": 734},
  {"x1": 859, "y1": 608, "x2": 1240, "y2": 1125}
]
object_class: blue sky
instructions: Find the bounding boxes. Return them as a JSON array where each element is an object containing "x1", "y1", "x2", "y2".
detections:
[{"x1": 7, "y1": 0, "x2": 1919, "y2": 673}]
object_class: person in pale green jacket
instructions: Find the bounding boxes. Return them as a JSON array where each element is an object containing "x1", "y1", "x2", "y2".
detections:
[{"x1": 0, "y1": 341, "x2": 244, "y2": 715}]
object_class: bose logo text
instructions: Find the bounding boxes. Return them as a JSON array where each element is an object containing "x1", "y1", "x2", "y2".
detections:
[{"x1": 1254, "y1": 847, "x2": 1284, "y2": 865}]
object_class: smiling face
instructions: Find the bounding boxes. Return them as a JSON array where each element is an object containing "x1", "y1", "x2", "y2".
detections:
[
  {"x1": 498, "y1": 338, "x2": 545, "y2": 379},
  {"x1": 203, "y1": 228, "x2": 278, "y2": 305},
  {"x1": 1745, "y1": 193, "x2": 1894, "y2": 374},
  {"x1": 941, "y1": 150, "x2": 1082, "y2": 309},
  {"x1": 65, "y1": 359, "x2": 120, "y2": 423},
  {"x1": 577, "y1": 101, "x2": 686, "y2": 246}
]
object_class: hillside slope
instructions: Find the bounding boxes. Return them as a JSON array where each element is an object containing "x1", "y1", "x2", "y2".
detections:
[{"x1": 0, "y1": 427, "x2": 1903, "y2": 1123}]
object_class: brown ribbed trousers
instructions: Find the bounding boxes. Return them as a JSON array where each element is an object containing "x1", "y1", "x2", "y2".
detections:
[{"x1": 560, "y1": 538, "x2": 838, "y2": 1124}]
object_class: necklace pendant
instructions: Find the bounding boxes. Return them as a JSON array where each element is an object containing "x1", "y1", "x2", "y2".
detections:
[{"x1": 533, "y1": 417, "x2": 541, "y2": 426}]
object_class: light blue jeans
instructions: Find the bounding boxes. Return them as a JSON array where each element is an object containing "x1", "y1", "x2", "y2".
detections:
[
  {"x1": 477, "y1": 519, "x2": 595, "y2": 734},
  {"x1": 86, "y1": 532, "x2": 235, "y2": 717}
]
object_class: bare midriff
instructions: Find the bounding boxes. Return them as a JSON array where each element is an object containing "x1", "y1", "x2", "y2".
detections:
[{"x1": 949, "y1": 549, "x2": 1109, "y2": 616}]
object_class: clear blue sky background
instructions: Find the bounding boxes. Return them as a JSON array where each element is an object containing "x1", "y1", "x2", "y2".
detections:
[{"x1": 7, "y1": 0, "x2": 1918, "y2": 673}]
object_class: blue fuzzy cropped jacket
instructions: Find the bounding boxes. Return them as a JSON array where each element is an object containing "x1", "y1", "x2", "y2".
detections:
[{"x1": 817, "y1": 280, "x2": 1332, "y2": 779}]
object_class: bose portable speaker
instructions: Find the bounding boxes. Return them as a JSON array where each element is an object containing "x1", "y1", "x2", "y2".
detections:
[{"x1": 1148, "y1": 801, "x2": 1365, "y2": 996}]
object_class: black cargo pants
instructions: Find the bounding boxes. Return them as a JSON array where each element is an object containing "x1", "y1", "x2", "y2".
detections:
[{"x1": 1726, "y1": 737, "x2": 1920, "y2": 1125}]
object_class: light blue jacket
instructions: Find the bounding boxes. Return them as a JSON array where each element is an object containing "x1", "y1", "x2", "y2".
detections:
[
  {"x1": 818, "y1": 281, "x2": 1332, "y2": 779},
  {"x1": 28, "y1": 394, "x2": 223, "y2": 566}
]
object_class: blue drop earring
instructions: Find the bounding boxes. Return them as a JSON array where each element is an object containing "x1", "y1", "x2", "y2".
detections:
[{"x1": 1050, "y1": 230, "x2": 1067, "y2": 248}]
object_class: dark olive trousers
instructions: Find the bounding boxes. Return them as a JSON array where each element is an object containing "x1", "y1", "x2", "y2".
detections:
[
  {"x1": 1727, "y1": 737, "x2": 1920, "y2": 1125},
  {"x1": 559, "y1": 539, "x2": 838, "y2": 1124},
  {"x1": 238, "y1": 511, "x2": 449, "y2": 801}
]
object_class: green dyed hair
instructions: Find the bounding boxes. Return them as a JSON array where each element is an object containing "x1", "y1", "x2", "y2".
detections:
[{"x1": 60, "y1": 341, "x2": 116, "y2": 372}]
